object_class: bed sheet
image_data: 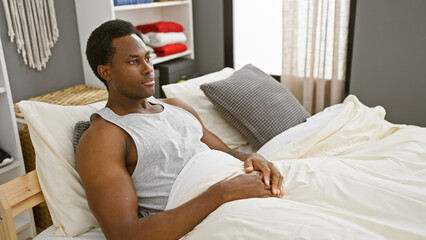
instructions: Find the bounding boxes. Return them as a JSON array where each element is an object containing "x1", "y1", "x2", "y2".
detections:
[
  {"x1": 34, "y1": 226, "x2": 104, "y2": 240},
  {"x1": 34, "y1": 103, "x2": 344, "y2": 239}
]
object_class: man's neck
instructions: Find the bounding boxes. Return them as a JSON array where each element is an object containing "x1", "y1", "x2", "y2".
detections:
[{"x1": 106, "y1": 96, "x2": 160, "y2": 116}]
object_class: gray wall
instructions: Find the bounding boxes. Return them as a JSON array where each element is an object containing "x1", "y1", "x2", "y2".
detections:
[
  {"x1": 0, "y1": 0, "x2": 84, "y2": 102},
  {"x1": 192, "y1": 0, "x2": 225, "y2": 75},
  {"x1": 349, "y1": 0, "x2": 426, "y2": 126},
  {"x1": 0, "y1": 0, "x2": 225, "y2": 102}
]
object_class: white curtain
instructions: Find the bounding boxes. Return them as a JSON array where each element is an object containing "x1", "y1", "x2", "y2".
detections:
[{"x1": 282, "y1": 0, "x2": 351, "y2": 114}]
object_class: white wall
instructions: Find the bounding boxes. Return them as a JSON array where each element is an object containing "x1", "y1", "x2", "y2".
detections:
[{"x1": 233, "y1": 0, "x2": 282, "y2": 75}]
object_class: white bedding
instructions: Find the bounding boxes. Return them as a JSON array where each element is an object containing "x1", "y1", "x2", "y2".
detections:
[
  {"x1": 167, "y1": 95, "x2": 426, "y2": 240},
  {"x1": 36, "y1": 96, "x2": 426, "y2": 239}
]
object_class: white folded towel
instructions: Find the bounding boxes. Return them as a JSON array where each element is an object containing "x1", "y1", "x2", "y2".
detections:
[
  {"x1": 141, "y1": 33, "x2": 151, "y2": 45},
  {"x1": 144, "y1": 32, "x2": 187, "y2": 47}
]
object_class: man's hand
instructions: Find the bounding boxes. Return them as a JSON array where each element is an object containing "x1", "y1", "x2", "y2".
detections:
[
  {"x1": 212, "y1": 173, "x2": 276, "y2": 203},
  {"x1": 224, "y1": 149, "x2": 284, "y2": 197},
  {"x1": 165, "y1": 98, "x2": 285, "y2": 197},
  {"x1": 243, "y1": 153, "x2": 284, "y2": 197}
]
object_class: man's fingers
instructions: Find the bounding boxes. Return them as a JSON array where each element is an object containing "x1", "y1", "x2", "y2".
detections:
[
  {"x1": 263, "y1": 170, "x2": 271, "y2": 186},
  {"x1": 242, "y1": 154, "x2": 285, "y2": 197},
  {"x1": 271, "y1": 173, "x2": 279, "y2": 195},
  {"x1": 244, "y1": 159, "x2": 254, "y2": 173},
  {"x1": 270, "y1": 172, "x2": 284, "y2": 196},
  {"x1": 257, "y1": 162, "x2": 271, "y2": 186},
  {"x1": 262, "y1": 186, "x2": 274, "y2": 197},
  {"x1": 263, "y1": 192, "x2": 275, "y2": 197},
  {"x1": 263, "y1": 186, "x2": 280, "y2": 198},
  {"x1": 248, "y1": 158, "x2": 271, "y2": 185},
  {"x1": 277, "y1": 174, "x2": 284, "y2": 196}
]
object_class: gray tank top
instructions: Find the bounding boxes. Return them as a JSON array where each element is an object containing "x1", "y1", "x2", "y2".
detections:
[{"x1": 91, "y1": 97, "x2": 209, "y2": 217}]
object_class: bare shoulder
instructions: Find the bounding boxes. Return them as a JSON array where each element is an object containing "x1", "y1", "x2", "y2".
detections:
[
  {"x1": 75, "y1": 116, "x2": 127, "y2": 172},
  {"x1": 78, "y1": 116, "x2": 125, "y2": 149},
  {"x1": 160, "y1": 97, "x2": 195, "y2": 113},
  {"x1": 160, "y1": 97, "x2": 188, "y2": 107}
]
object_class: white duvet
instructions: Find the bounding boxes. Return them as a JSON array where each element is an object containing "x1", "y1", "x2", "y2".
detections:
[
  {"x1": 36, "y1": 95, "x2": 426, "y2": 239},
  {"x1": 166, "y1": 95, "x2": 426, "y2": 240}
]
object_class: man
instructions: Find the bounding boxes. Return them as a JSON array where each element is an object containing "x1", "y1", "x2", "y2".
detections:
[{"x1": 76, "y1": 19, "x2": 284, "y2": 240}]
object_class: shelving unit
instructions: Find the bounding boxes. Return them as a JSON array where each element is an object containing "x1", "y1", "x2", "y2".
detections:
[
  {"x1": 0, "y1": 34, "x2": 36, "y2": 240},
  {"x1": 0, "y1": 160, "x2": 20, "y2": 175},
  {"x1": 75, "y1": 0, "x2": 194, "y2": 88}
]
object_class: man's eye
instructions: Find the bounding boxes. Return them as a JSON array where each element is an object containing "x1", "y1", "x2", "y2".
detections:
[
  {"x1": 146, "y1": 56, "x2": 151, "y2": 62},
  {"x1": 129, "y1": 60, "x2": 138, "y2": 65}
]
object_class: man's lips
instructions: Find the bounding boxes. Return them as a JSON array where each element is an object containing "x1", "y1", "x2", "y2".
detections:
[
  {"x1": 142, "y1": 73, "x2": 155, "y2": 86},
  {"x1": 143, "y1": 79, "x2": 155, "y2": 86}
]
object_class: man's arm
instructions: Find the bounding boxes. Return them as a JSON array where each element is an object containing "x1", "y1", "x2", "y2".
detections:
[
  {"x1": 76, "y1": 117, "x2": 274, "y2": 240},
  {"x1": 162, "y1": 98, "x2": 284, "y2": 197}
]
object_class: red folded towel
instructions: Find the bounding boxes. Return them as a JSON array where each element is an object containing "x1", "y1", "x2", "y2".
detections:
[
  {"x1": 136, "y1": 21, "x2": 184, "y2": 34},
  {"x1": 153, "y1": 43, "x2": 187, "y2": 57}
]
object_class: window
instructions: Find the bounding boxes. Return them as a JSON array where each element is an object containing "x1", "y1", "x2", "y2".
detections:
[{"x1": 233, "y1": 0, "x2": 282, "y2": 75}]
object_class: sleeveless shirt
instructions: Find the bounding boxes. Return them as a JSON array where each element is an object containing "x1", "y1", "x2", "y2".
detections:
[{"x1": 90, "y1": 97, "x2": 210, "y2": 217}]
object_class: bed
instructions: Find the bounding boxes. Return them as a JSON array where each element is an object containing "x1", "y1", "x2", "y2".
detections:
[{"x1": 1, "y1": 66, "x2": 426, "y2": 240}]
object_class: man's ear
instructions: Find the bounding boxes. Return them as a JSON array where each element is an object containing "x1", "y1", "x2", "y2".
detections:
[{"x1": 97, "y1": 65, "x2": 111, "y2": 82}]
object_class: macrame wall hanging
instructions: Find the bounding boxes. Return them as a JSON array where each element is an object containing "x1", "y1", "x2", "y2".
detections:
[{"x1": 2, "y1": 0, "x2": 59, "y2": 71}]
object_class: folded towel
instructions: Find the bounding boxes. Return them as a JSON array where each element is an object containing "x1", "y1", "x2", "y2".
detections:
[
  {"x1": 153, "y1": 43, "x2": 187, "y2": 57},
  {"x1": 136, "y1": 21, "x2": 184, "y2": 34},
  {"x1": 144, "y1": 32, "x2": 187, "y2": 47},
  {"x1": 141, "y1": 33, "x2": 151, "y2": 44}
]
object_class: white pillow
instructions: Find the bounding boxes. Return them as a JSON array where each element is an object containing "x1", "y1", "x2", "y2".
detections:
[
  {"x1": 162, "y1": 68, "x2": 248, "y2": 149},
  {"x1": 17, "y1": 100, "x2": 106, "y2": 237}
]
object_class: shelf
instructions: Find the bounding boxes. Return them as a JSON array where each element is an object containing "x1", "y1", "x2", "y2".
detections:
[
  {"x1": 114, "y1": 0, "x2": 188, "y2": 11},
  {"x1": 75, "y1": 0, "x2": 194, "y2": 88},
  {"x1": 152, "y1": 50, "x2": 191, "y2": 65},
  {"x1": 0, "y1": 86, "x2": 5, "y2": 94},
  {"x1": 0, "y1": 159, "x2": 20, "y2": 175}
]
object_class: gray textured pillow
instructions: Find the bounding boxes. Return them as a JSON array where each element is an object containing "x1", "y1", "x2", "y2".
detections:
[
  {"x1": 73, "y1": 121, "x2": 91, "y2": 153},
  {"x1": 200, "y1": 64, "x2": 310, "y2": 150}
]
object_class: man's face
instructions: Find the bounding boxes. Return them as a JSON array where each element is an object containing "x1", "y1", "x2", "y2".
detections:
[{"x1": 107, "y1": 34, "x2": 155, "y2": 99}]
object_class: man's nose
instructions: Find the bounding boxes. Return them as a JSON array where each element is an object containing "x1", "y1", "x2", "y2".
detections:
[{"x1": 140, "y1": 61, "x2": 154, "y2": 74}]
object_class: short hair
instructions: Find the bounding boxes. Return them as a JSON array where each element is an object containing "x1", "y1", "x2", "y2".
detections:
[{"x1": 85, "y1": 19, "x2": 143, "y2": 87}]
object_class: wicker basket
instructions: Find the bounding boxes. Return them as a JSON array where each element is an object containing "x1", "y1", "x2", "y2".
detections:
[
  {"x1": 14, "y1": 84, "x2": 108, "y2": 231},
  {"x1": 15, "y1": 84, "x2": 108, "y2": 119}
]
